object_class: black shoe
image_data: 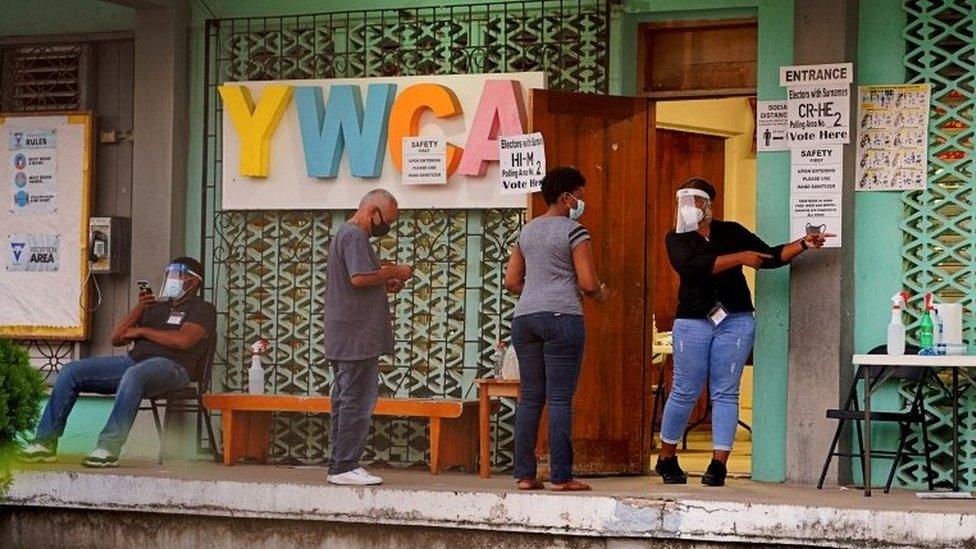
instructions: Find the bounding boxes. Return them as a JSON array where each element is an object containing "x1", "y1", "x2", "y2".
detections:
[
  {"x1": 701, "y1": 459, "x2": 727, "y2": 487},
  {"x1": 654, "y1": 456, "x2": 687, "y2": 484}
]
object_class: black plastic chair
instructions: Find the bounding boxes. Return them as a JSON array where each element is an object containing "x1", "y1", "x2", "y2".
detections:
[
  {"x1": 817, "y1": 344, "x2": 935, "y2": 493},
  {"x1": 139, "y1": 341, "x2": 221, "y2": 464}
]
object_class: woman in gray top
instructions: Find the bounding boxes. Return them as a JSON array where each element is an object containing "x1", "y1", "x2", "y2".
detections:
[{"x1": 504, "y1": 167, "x2": 609, "y2": 492}]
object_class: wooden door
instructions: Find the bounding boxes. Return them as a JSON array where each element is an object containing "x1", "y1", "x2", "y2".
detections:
[
  {"x1": 530, "y1": 89, "x2": 652, "y2": 474},
  {"x1": 649, "y1": 129, "x2": 726, "y2": 332},
  {"x1": 647, "y1": 128, "x2": 726, "y2": 431}
]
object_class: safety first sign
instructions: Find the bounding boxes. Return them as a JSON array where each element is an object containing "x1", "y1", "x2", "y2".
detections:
[{"x1": 780, "y1": 63, "x2": 853, "y2": 147}]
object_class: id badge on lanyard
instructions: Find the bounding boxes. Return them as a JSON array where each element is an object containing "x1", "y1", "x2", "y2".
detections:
[
  {"x1": 708, "y1": 302, "x2": 729, "y2": 327},
  {"x1": 166, "y1": 310, "x2": 187, "y2": 326}
]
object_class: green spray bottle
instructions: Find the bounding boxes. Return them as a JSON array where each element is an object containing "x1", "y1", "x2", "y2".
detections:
[{"x1": 919, "y1": 292, "x2": 935, "y2": 351}]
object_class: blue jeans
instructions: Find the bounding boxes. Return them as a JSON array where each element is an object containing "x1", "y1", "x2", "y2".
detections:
[
  {"x1": 512, "y1": 312, "x2": 585, "y2": 484},
  {"x1": 35, "y1": 354, "x2": 189, "y2": 455},
  {"x1": 329, "y1": 358, "x2": 379, "y2": 475},
  {"x1": 660, "y1": 313, "x2": 756, "y2": 451}
]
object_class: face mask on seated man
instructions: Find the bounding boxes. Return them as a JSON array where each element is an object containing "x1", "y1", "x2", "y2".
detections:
[{"x1": 157, "y1": 262, "x2": 203, "y2": 301}]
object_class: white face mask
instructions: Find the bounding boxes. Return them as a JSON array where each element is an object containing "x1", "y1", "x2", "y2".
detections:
[
  {"x1": 569, "y1": 197, "x2": 586, "y2": 221},
  {"x1": 159, "y1": 278, "x2": 187, "y2": 300},
  {"x1": 157, "y1": 262, "x2": 201, "y2": 301},
  {"x1": 675, "y1": 189, "x2": 711, "y2": 233}
]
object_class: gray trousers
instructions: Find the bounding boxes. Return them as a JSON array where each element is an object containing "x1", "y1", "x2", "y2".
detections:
[{"x1": 329, "y1": 358, "x2": 379, "y2": 475}]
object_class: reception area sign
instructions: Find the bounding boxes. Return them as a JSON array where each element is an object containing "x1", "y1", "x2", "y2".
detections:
[{"x1": 219, "y1": 72, "x2": 545, "y2": 210}]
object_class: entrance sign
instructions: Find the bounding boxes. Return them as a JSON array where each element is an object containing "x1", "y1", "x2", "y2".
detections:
[
  {"x1": 790, "y1": 146, "x2": 842, "y2": 248},
  {"x1": 402, "y1": 137, "x2": 447, "y2": 185},
  {"x1": 756, "y1": 100, "x2": 788, "y2": 152},
  {"x1": 499, "y1": 132, "x2": 546, "y2": 195},
  {"x1": 781, "y1": 62, "x2": 853, "y2": 147},
  {"x1": 219, "y1": 72, "x2": 546, "y2": 210},
  {"x1": 856, "y1": 84, "x2": 929, "y2": 191}
]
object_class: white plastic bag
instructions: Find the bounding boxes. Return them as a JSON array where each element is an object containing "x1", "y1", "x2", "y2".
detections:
[{"x1": 501, "y1": 345, "x2": 520, "y2": 380}]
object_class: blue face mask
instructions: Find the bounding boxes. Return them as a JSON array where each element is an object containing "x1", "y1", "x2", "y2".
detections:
[{"x1": 568, "y1": 196, "x2": 586, "y2": 221}]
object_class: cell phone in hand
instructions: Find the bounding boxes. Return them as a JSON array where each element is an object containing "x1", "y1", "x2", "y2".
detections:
[{"x1": 137, "y1": 280, "x2": 153, "y2": 295}]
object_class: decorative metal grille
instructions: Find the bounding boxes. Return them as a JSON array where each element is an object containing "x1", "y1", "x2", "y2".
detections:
[
  {"x1": 897, "y1": 0, "x2": 976, "y2": 489},
  {"x1": 201, "y1": 1, "x2": 610, "y2": 470},
  {"x1": 0, "y1": 44, "x2": 87, "y2": 112}
]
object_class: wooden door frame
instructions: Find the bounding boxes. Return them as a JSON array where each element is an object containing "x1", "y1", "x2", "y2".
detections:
[{"x1": 636, "y1": 18, "x2": 758, "y2": 100}]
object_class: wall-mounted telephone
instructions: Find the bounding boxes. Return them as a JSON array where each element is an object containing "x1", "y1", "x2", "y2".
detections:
[{"x1": 88, "y1": 217, "x2": 130, "y2": 274}]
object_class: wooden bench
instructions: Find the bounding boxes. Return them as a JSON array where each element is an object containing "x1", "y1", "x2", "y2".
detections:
[{"x1": 202, "y1": 393, "x2": 478, "y2": 474}]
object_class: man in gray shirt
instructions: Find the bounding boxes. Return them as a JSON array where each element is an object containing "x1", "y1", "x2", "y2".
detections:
[{"x1": 324, "y1": 189, "x2": 412, "y2": 485}]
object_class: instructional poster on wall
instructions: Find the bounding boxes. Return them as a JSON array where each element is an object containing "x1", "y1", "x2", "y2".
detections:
[
  {"x1": 0, "y1": 113, "x2": 91, "y2": 339},
  {"x1": 790, "y1": 146, "x2": 842, "y2": 248},
  {"x1": 499, "y1": 132, "x2": 546, "y2": 195},
  {"x1": 9, "y1": 128, "x2": 58, "y2": 214},
  {"x1": 756, "y1": 100, "x2": 789, "y2": 152},
  {"x1": 855, "y1": 84, "x2": 930, "y2": 191}
]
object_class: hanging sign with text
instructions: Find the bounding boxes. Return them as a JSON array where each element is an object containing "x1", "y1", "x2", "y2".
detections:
[
  {"x1": 790, "y1": 146, "x2": 842, "y2": 247},
  {"x1": 756, "y1": 100, "x2": 788, "y2": 152},
  {"x1": 402, "y1": 137, "x2": 447, "y2": 185},
  {"x1": 499, "y1": 132, "x2": 546, "y2": 195},
  {"x1": 780, "y1": 63, "x2": 853, "y2": 147}
]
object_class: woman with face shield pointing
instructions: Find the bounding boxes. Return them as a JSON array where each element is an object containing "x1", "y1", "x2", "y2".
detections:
[{"x1": 655, "y1": 177, "x2": 832, "y2": 487}]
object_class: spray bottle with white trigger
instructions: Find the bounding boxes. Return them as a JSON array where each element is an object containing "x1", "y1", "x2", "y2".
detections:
[
  {"x1": 248, "y1": 339, "x2": 270, "y2": 395},
  {"x1": 887, "y1": 292, "x2": 908, "y2": 355}
]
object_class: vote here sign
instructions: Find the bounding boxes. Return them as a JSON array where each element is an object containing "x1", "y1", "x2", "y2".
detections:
[{"x1": 781, "y1": 63, "x2": 853, "y2": 147}]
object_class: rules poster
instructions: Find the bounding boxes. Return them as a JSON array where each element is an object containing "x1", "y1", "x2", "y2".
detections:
[
  {"x1": 856, "y1": 84, "x2": 929, "y2": 191},
  {"x1": 9, "y1": 128, "x2": 58, "y2": 214}
]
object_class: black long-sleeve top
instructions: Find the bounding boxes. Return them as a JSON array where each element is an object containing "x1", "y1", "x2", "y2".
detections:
[{"x1": 666, "y1": 220, "x2": 788, "y2": 319}]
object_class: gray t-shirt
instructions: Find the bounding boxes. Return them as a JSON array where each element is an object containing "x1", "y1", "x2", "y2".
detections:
[
  {"x1": 324, "y1": 222, "x2": 395, "y2": 361},
  {"x1": 513, "y1": 216, "x2": 591, "y2": 317}
]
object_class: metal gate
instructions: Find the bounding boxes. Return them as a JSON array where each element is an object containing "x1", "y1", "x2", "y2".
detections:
[{"x1": 200, "y1": 1, "x2": 611, "y2": 469}]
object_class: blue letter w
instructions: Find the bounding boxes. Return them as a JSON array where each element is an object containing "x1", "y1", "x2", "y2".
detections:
[{"x1": 294, "y1": 83, "x2": 397, "y2": 178}]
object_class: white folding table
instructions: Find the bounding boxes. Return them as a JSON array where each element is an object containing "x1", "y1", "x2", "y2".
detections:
[{"x1": 852, "y1": 354, "x2": 976, "y2": 496}]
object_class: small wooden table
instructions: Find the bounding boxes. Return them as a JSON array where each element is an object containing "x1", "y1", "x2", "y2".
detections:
[
  {"x1": 202, "y1": 393, "x2": 479, "y2": 474},
  {"x1": 476, "y1": 378, "x2": 520, "y2": 478}
]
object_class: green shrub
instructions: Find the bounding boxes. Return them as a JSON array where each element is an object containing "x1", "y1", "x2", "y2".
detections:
[{"x1": 0, "y1": 339, "x2": 46, "y2": 494}]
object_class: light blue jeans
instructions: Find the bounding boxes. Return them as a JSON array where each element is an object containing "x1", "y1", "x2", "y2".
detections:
[{"x1": 660, "y1": 313, "x2": 756, "y2": 451}]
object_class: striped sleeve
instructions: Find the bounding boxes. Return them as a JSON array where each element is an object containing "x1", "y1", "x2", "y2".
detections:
[{"x1": 569, "y1": 224, "x2": 591, "y2": 249}]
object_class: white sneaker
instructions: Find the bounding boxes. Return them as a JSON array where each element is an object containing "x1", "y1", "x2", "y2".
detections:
[
  {"x1": 81, "y1": 447, "x2": 119, "y2": 468},
  {"x1": 19, "y1": 442, "x2": 56, "y2": 463},
  {"x1": 327, "y1": 467, "x2": 383, "y2": 485}
]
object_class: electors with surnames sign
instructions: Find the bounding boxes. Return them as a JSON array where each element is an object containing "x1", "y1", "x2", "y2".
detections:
[
  {"x1": 780, "y1": 62, "x2": 853, "y2": 147},
  {"x1": 790, "y1": 146, "x2": 842, "y2": 248},
  {"x1": 499, "y1": 132, "x2": 546, "y2": 195}
]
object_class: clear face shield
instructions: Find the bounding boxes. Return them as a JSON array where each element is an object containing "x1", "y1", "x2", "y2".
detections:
[
  {"x1": 158, "y1": 263, "x2": 202, "y2": 301},
  {"x1": 675, "y1": 189, "x2": 712, "y2": 234}
]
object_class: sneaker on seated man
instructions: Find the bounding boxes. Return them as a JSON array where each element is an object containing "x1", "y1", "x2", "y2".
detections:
[{"x1": 21, "y1": 257, "x2": 216, "y2": 468}]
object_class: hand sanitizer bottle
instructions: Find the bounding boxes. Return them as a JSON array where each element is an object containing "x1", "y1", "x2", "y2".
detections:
[
  {"x1": 887, "y1": 292, "x2": 907, "y2": 355},
  {"x1": 919, "y1": 293, "x2": 935, "y2": 351},
  {"x1": 248, "y1": 339, "x2": 270, "y2": 395}
]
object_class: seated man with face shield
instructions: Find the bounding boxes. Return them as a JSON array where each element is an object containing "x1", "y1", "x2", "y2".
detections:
[{"x1": 21, "y1": 257, "x2": 216, "y2": 467}]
